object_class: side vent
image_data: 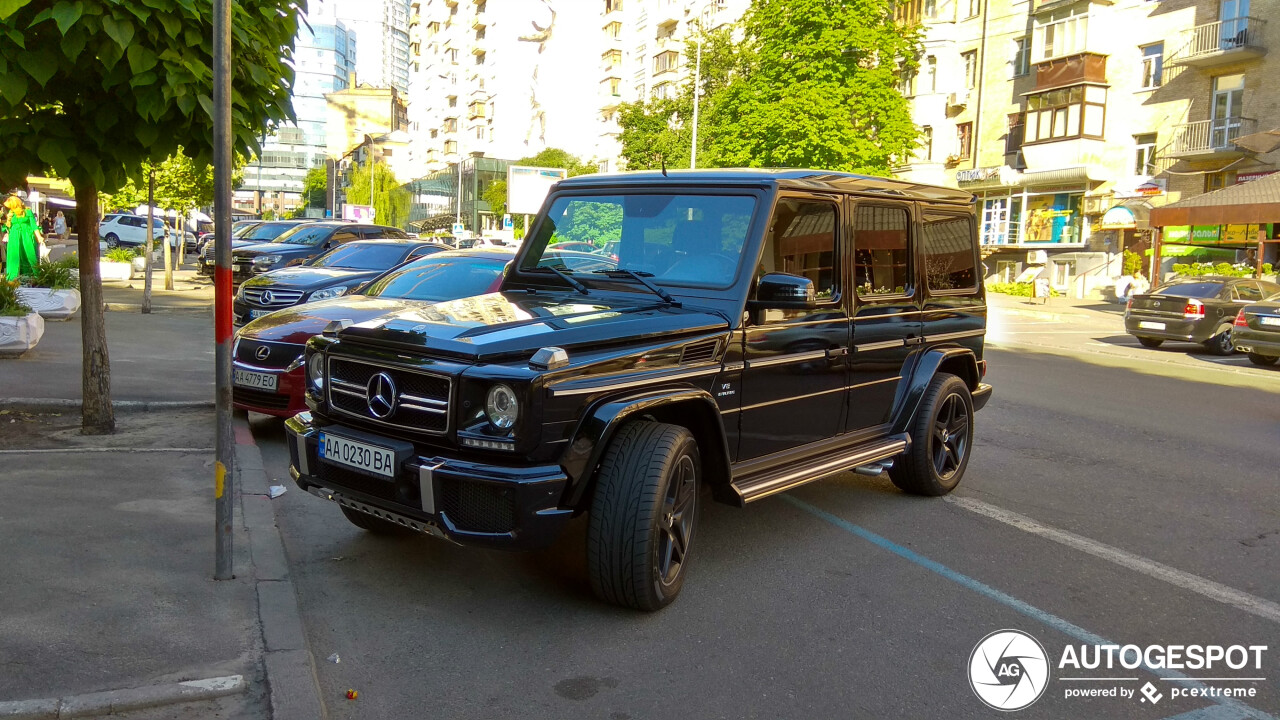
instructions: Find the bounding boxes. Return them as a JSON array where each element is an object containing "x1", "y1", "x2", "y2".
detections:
[{"x1": 680, "y1": 339, "x2": 720, "y2": 364}]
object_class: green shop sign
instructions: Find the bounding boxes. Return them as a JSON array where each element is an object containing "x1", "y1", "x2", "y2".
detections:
[{"x1": 1162, "y1": 226, "x2": 1221, "y2": 243}]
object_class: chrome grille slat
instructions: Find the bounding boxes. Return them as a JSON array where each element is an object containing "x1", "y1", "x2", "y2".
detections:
[
  {"x1": 242, "y1": 287, "x2": 305, "y2": 307},
  {"x1": 326, "y1": 356, "x2": 451, "y2": 435}
]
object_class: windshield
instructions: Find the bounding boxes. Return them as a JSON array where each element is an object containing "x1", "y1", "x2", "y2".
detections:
[
  {"x1": 240, "y1": 222, "x2": 298, "y2": 243},
  {"x1": 363, "y1": 257, "x2": 508, "y2": 302},
  {"x1": 519, "y1": 194, "x2": 756, "y2": 289},
  {"x1": 310, "y1": 243, "x2": 410, "y2": 270},
  {"x1": 272, "y1": 224, "x2": 336, "y2": 246},
  {"x1": 1154, "y1": 282, "x2": 1224, "y2": 298}
]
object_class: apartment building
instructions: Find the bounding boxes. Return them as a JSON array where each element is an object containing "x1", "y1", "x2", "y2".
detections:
[
  {"x1": 319, "y1": 0, "x2": 412, "y2": 92},
  {"x1": 325, "y1": 83, "x2": 409, "y2": 160},
  {"x1": 895, "y1": 0, "x2": 1279, "y2": 297},
  {"x1": 595, "y1": 0, "x2": 750, "y2": 171}
]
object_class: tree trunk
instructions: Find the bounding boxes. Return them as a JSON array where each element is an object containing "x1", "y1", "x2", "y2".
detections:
[{"x1": 74, "y1": 184, "x2": 116, "y2": 435}]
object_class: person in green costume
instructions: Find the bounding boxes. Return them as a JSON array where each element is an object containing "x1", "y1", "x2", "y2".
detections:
[{"x1": 4, "y1": 195, "x2": 39, "y2": 281}]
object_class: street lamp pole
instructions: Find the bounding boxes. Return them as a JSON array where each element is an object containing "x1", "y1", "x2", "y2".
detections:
[
  {"x1": 212, "y1": 0, "x2": 235, "y2": 581},
  {"x1": 689, "y1": 25, "x2": 703, "y2": 169}
]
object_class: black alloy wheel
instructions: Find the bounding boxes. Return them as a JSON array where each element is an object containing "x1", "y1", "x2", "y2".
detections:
[
  {"x1": 1205, "y1": 323, "x2": 1235, "y2": 356},
  {"x1": 657, "y1": 454, "x2": 697, "y2": 587},
  {"x1": 889, "y1": 373, "x2": 974, "y2": 497}
]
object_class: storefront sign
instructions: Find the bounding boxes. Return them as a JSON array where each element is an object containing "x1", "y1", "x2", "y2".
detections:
[
  {"x1": 1235, "y1": 171, "x2": 1275, "y2": 184},
  {"x1": 956, "y1": 167, "x2": 1002, "y2": 186},
  {"x1": 1221, "y1": 224, "x2": 1261, "y2": 244},
  {"x1": 1114, "y1": 178, "x2": 1166, "y2": 199},
  {"x1": 1192, "y1": 225, "x2": 1220, "y2": 243},
  {"x1": 1164, "y1": 226, "x2": 1190, "y2": 242}
]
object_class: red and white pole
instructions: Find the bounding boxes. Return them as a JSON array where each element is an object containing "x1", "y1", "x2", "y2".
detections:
[{"x1": 212, "y1": 0, "x2": 235, "y2": 580}]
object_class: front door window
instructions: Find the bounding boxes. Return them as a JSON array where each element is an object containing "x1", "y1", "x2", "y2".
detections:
[{"x1": 1211, "y1": 74, "x2": 1245, "y2": 148}]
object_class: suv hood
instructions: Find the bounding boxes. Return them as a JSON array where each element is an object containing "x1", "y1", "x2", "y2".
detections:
[
  {"x1": 333, "y1": 291, "x2": 729, "y2": 362},
  {"x1": 243, "y1": 266, "x2": 378, "y2": 291}
]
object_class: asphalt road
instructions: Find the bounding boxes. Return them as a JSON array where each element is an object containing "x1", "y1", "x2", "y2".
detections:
[{"x1": 251, "y1": 345, "x2": 1280, "y2": 719}]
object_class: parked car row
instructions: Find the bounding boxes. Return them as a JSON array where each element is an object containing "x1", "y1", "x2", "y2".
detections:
[{"x1": 1123, "y1": 276, "x2": 1280, "y2": 356}]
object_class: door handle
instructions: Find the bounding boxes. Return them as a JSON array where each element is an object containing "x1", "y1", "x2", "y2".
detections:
[{"x1": 826, "y1": 347, "x2": 849, "y2": 359}]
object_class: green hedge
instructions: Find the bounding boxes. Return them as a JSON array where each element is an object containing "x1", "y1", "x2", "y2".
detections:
[{"x1": 987, "y1": 281, "x2": 1060, "y2": 297}]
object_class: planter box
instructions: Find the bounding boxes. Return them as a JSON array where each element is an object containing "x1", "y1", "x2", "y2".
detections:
[
  {"x1": 16, "y1": 287, "x2": 81, "y2": 320},
  {"x1": 0, "y1": 311, "x2": 45, "y2": 357},
  {"x1": 99, "y1": 260, "x2": 132, "y2": 283}
]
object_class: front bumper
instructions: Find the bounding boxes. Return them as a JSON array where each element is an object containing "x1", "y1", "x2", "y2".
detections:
[
  {"x1": 285, "y1": 414, "x2": 573, "y2": 550},
  {"x1": 231, "y1": 363, "x2": 308, "y2": 417},
  {"x1": 971, "y1": 383, "x2": 993, "y2": 411}
]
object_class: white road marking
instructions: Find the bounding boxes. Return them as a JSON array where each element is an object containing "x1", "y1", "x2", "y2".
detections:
[{"x1": 944, "y1": 496, "x2": 1280, "y2": 625}]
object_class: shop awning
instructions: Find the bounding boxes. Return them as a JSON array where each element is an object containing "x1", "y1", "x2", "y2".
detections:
[
  {"x1": 1100, "y1": 200, "x2": 1152, "y2": 230},
  {"x1": 1149, "y1": 171, "x2": 1280, "y2": 227},
  {"x1": 1233, "y1": 128, "x2": 1280, "y2": 155}
]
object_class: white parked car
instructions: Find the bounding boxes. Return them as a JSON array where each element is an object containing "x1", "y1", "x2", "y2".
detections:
[{"x1": 99, "y1": 214, "x2": 177, "y2": 249}]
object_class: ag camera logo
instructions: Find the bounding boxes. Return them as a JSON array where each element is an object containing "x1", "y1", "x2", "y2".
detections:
[{"x1": 969, "y1": 630, "x2": 1051, "y2": 711}]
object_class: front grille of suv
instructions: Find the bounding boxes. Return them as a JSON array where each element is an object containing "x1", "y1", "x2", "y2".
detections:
[{"x1": 326, "y1": 356, "x2": 451, "y2": 435}]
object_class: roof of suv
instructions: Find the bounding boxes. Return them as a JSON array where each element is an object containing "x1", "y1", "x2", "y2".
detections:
[{"x1": 556, "y1": 168, "x2": 975, "y2": 205}]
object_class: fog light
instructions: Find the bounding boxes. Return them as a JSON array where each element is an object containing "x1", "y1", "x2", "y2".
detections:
[{"x1": 460, "y1": 436, "x2": 516, "y2": 451}]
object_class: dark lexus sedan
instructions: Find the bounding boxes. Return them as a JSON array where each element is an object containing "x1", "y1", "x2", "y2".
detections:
[
  {"x1": 231, "y1": 222, "x2": 409, "y2": 281},
  {"x1": 231, "y1": 249, "x2": 516, "y2": 417},
  {"x1": 233, "y1": 239, "x2": 452, "y2": 326},
  {"x1": 1231, "y1": 292, "x2": 1280, "y2": 367},
  {"x1": 1125, "y1": 276, "x2": 1280, "y2": 354}
]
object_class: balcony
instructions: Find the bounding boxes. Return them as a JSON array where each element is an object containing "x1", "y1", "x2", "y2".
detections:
[
  {"x1": 1167, "y1": 117, "x2": 1256, "y2": 159},
  {"x1": 467, "y1": 102, "x2": 486, "y2": 120},
  {"x1": 471, "y1": 9, "x2": 486, "y2": 28},
  {"x1": 1167, "y1": 17, "x2": 1266, "y2": 68},
  {"x1": 654, "y1": 0, "x2": 682, "y2": 28}
]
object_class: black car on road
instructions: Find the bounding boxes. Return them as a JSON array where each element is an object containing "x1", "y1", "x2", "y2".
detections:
[
  {"x1": 285, "y1": 169, "x2": 991, "y2": 610},
  {"x1": 199, "y1": 219, "x2": 316, "y2": 276},
  {"x1": 1231, "y1": 291, "x2": 1280, "y2": 366},
  {"x1": 234, "y1": 239, "x2": 453, "y2": 326},
  {"x1": 231, "y1": 222, "x2": 409, "y2": 282},
  {"x1": 1124, "y1": 276, "x2": 1280, "y2": 354}
]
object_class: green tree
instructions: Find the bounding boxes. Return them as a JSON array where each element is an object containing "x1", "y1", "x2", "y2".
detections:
[
  {"x1": 0, "y1": 0, "x2": 299, "y2": 433},
  {"x1": 483, "y1": 179, "x2": 507, "y2": 218},
  {"x1": 517, "y1": 148, "x2": 598, "y2": 177},
  {"x1": 302, "y1": 166, "x2": 327, "y2": 208},
  {"x1": 347, "y1": 163, "x2": 410, "y2": 228}
]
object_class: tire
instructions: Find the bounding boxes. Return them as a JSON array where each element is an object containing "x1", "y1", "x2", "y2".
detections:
[
  {"x1": 340, "y1": 506, "x2": 414, "y2": 536},
  {"x1": 104, "y1": 233, "x2": 119, "y2": 249},
  {"x1": 587, "y1": 421, "x2": 700, "y2": 611},
  {"x1": 1248, "y1": 352, "x2": 1279, "y2": 367},
  {"x1": 1203, "y1": 323, "x2": 1235, "y2": 356},
  {"x1": 1136, "y1": 336, "x2": 1163, "y2": 348},
  {"x1": 889, "y1": 373, "x2": 974, "y2": 497}
]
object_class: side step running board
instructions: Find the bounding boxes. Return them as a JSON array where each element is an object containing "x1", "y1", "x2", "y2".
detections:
[{"x1": 731, "y1": 436, "x2": 908, "y2": 504}]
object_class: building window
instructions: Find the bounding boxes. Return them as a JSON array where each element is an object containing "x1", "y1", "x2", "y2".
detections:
[
  {"x1": 604, "y1": 21, "x2": 622, "y2": 37},
  {"x1": 443, "y1": 118, "x2": 457, "y2": 133},
  {"x1": 603, "y1": 77, "x2": 621, "y2": 96},
  {"x1": 925, "y1": 55, "x2": 937, "y2": 93},
  {"x1": 898, "y1": 67, "x2": 916, "y2": 97},
  {"x1": 1005, "y1": 113, "x2": 1025, "y2": 154},
  {"x1": 981, "y1": 197, "x2": 1022, "y2": 245},
  {"x1": 475, "y1": 51, "x2": 485, "y2": 65},
  {"x1": 962, "y1": 50, "x2": 977, "y2": 89},
  {"x1": 1134, "y1": 133, "x2": 1157, "y2": 175},
  {"x1": 964, "y1": 0, "x2": 979, "y2": 18},
  {"x1": 652, "y1": 81, "x2": 673, "y2": 99},
  {"x1": 1013, "y1": 37, "x2": 1030, "y2": 77},
  {"x1": 924, "y1": 0, "x2": 937, "y2": 18},
  {"x1": 1205, "y1": 171, "x2": 1229, "y2": 192},
  {"x1": 1140, "y1": 43, "x2": 1163, "y2": 89},
  {"x1": 1023, "y1": 84, "x2": 1106, "y2": 143},
  {"x1": 605, "y1": 0, "x2": 622, "y2": 11},
  {"x1": 602, "y1": 49, "x2": 622, "y2": 69},
  {"x1": 956, "y1": 122, "x2": 973, "y2": 159},
  {"x1": 653, "y1": 50, "x2": 679, "y2": 74},
  {"x1": 444, "y1": 140, "x2": 458, "y2": 154},
  {"x1": 921, "y1": 126, "x2": 933, "y2": 161},
  {"x1": 1033, "y1": 8, "x2": 1089, "y2": 62}
]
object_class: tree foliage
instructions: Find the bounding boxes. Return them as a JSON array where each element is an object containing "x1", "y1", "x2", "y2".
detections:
[
  {"x1": 517, "y1": 148, "x2": 598, "y2": 177},
  {"x1": 483, "y1": 179, "x2": 507, "y2": 218},
  {"x1": 347, "y1": 162, "x2": 410, "y2": 228},
  {"x1": 302, "y1": 166, "x2": 327, "y2": 208},
  {"x1": 618, "y1": 0, "x2": 921, "y2": 174}
]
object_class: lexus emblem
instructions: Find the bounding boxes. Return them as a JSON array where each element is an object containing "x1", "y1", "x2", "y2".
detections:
[
  {"x1": 254, "y1": 346, "x2": 271, "y2": 361},
  {"x1": 261, "y1": 290, "x2": 274, "y2": 304},
  {"x1": 365, "y1": 372, "x2": 397, "y2": 418}
]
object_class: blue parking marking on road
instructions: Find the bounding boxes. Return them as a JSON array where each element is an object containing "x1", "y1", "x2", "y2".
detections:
[{"x1": 781, "y1": 495, "x2": 1277, "y2": 720}]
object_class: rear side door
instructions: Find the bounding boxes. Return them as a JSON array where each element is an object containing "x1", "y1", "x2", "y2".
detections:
[
  {"x1": 845, "y1": 200, "x2": 921, "y2": 432},
  {"x1": 737, "y1": 195, "x2": 850, "y2": 460}
]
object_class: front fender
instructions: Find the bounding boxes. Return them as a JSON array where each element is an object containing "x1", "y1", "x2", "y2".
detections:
[
  {"x1": 891, "y1": 347, "x2": 979, "y2": 436},
  {"x1": 559, "y1": 388, "x2": 730, "y2": 510}
]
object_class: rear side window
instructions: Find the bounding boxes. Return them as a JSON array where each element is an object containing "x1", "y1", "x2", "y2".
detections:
[
  {"x1": 854, "y1": 205, "x2": 912, "y2": 296},
  {"x1": 921, "y1": 211, "x2": 977, "y2": 292},
  {"x1": 1154, "y1": 282, "x2": 1223, "y2": 298},
  {"x1": 1234, "y1": 282, "x2": 1264, "y2": 301}
]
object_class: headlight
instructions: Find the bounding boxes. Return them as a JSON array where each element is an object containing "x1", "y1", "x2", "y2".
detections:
[
  {"x1": 308, "y1": 286, "x2": 348, "y2": 301},
  {"x1": 307, "y1": 353, "x2": 325, "y2": 391},
  {"x1": 485, "y1": 384, "x2": 519, "y2": 431},
  {"x1": 254, "y1": 254, "x2": 282, "y2": 267},
  {"x1": 235, "y1": 284, "x2": 245, "y2": 300}
]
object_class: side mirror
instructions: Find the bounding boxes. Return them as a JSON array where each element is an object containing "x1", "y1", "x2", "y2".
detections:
[{"x1": 748, "y1": 272, "x2": 817, "y2": 310}]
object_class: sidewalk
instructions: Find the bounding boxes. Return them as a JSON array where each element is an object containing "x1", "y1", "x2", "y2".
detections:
[
  {"x1": 985, "y1": 290, "x2": 1123, "y2": 322},
  {"x1": 46, "y1": 242, "x2": 214, "y2": 315}
]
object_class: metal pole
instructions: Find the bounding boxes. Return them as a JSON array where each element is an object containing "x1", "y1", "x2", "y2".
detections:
[
  {"x1": 690, "y1": 30, "x2": 702, "y2": 170},
  {"x1": 368, "y1": 136, "x2": 375, "y2": 217},
  {"x1": 143, "y1": 169, "x2": 154, "y2": 314},
  {"x1": 213, "y1": 0, "x2": 235, "y2": 581},
  {"x1": 456, "y1": 159, "x2": 462, "y2": 227}
]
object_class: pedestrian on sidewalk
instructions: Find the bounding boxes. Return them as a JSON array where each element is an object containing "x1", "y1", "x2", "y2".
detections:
[
  {"x1": 3, "y1": 195, "x2": 40, "y2": 280},
  {"x1": 1131, "y1": 270, "x2": 1151, "y2": 297},
  {"x1": 39, "y1": 211, "x2": 54, "y2": 237},
  {"x1": 53, "y1": 211, "x2": 68, "y2": 242},
  {"x1": 1115, "y1": 274, "x2": 1134, "y2": 302}
]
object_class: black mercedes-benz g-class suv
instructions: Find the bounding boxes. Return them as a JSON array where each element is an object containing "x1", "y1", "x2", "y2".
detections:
[{"x1": 285, "y1": 169, "x2": 991, "y2": 610}]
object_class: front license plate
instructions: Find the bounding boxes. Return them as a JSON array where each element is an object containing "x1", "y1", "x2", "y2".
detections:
[
  {"x1": 250, "y1": 308, "x2": 274, "y2": 319},
  {"x1": 1260, "y1": 317, "x2": 1280, "y2": 327},
  {"x1": 319, "y1": 432, "x2": 396, "y2": 478},
  {"x1": 1138, "y1": 321, "x2": 1166, "y2": 330},
  {"x1": 233, "y1": 369, "x2": 277, "y2": 391}
]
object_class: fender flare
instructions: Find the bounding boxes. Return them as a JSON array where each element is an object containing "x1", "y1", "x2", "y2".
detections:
[
  {"x1": 558, "y1": 387, "x2": 732, "y2": 510},
  {"x1": 891, "y1": 347, "x2": 979, "y2": 436}
]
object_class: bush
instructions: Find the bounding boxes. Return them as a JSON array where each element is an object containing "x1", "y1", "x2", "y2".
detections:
[
  {"x1": 0, "y1": 279, "x2": 33, "y2": 317},
  {"x1": 54, "y1": 253, "x2": 79, "y2": 270},
  {"x1": 1122, "y1": 250, "x2": 1143, "y2": 276},
  {"x1": 1171, "y1": 261, "x2": 1255, "y2": 278},
  {"x1": 104, "y1": 247, "x2": 139, "y2": 263},
  {"x1": 987, "y1": 281, "x2": 1059, "y2": 297},
  {"x1": 20, "y1": 260, "x2": 77, "y2": 290}
]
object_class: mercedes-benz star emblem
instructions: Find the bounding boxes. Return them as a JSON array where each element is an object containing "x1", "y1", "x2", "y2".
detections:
[
  {"x1": 254, "y1": 346, "x2": 271, "y2": 361},
  {"x1": 365, "y1": 372, "x2": 397, "y2": 418},
  {"x1": 261, "y1": 290, "x2": 274, "y2": 304}
]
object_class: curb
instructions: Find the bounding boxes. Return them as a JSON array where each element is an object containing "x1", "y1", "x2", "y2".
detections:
[
  {"x1": 0, "y1": 399, "x2": 214, "y2": 413},
  {"x1": 0, "y1": 675, "x2": 243, "y2": 719},
  {"x1": 233, "y1": 417, "x2": 328, "y2": 720}
]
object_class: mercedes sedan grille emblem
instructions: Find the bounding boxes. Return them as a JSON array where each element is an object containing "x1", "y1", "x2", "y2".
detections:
[
  {"x1": 366, "y1": 372, "x2": 397, "y2": 418},
  {"x1": 261, "y1": 290, "x2": 275, "y2": 304}
]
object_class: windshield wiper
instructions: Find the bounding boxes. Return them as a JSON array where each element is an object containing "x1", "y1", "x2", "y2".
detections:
[
  {"x1": 594, "y1": 269, "x2": 679, "y2": 307},
  {"x1": 531, "y1": 265, "x2": 589, "y2": 296}
]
